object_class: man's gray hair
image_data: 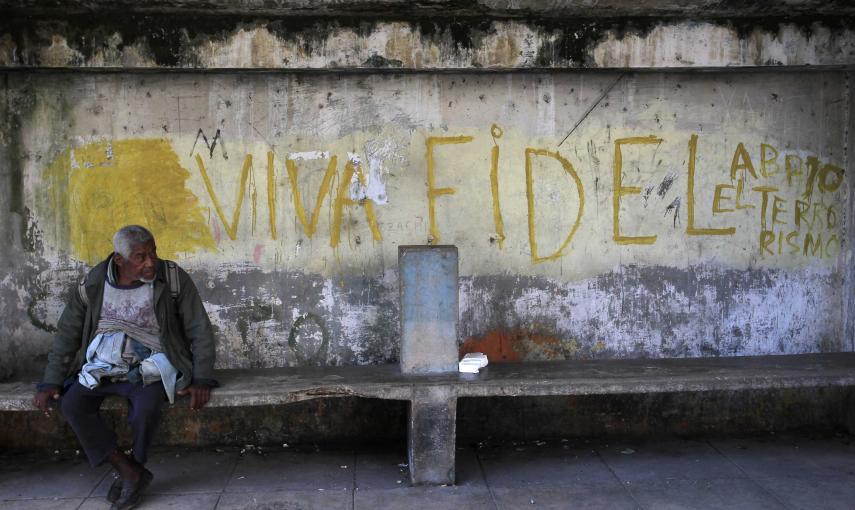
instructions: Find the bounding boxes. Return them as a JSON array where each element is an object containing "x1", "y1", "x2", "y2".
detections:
[{"x1": 113, "y1": 225, "x2": 154, "y2": 258}]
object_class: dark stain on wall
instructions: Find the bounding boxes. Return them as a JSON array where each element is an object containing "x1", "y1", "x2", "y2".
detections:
[
  {"x1": 726, "y1": 15, "x2": 855, "y2": 40},
  {"x1": 287, "y1": 313, "x2": 330, "y2": 365},
  {"x1": 27, "y1": 282, "x2": 58, "y2": 334},
  {"x1": 416, "y1": 18, "x2": 497, "y2": 51},
  {"x1": 530, "y1": 17, "x2": 671, "y2": 67},
  {"x1": 4, "y1": 81, "x2": 24, "y2": 219},
  {"x1": 361, "y1": 54, "x2": 402, "y2": 68},
  {"x1": 657, "y1": 173, "x2": 677, "y2": 197},
  {"x1": 1, "y1": 74, "x2": 33, "y2": 260}
]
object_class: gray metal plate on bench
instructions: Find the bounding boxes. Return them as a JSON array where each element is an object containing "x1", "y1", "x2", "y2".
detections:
[{"x1": 3, "y1": 353, "x2": 854, "y2": 411}]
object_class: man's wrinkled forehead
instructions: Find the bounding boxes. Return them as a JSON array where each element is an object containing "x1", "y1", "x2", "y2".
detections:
[{"x1": 129, "y1": 240, "x2": 157, "y2": 255}]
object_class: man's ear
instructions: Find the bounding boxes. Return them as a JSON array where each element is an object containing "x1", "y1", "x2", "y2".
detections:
[{"x1": 113, "y1": 253, "x2": 125, "y2": 268}]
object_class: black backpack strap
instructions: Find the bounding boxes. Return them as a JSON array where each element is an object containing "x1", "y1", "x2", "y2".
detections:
[{"x1": 165, "y1": 260, "x2": 180, "y2": 299}]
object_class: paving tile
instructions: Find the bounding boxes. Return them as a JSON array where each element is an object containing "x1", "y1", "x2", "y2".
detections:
[
  {"x1": 477, "y1": 441, "x2": 617, "y2": 489},
  {"x1": 354, "y1": 486, "x2": 494, "y2": 510},
  {"x1": 0, "y1": 499, "x2": 86, "y2": 509},
  {"x1": 92, "y1": 447, "x2": 239, "y2": 497},
  {"x1": 492, "y1": 486, "x2": 639, "y2": 510},
  {"x1": 627, "y1": 478, "x2": 786, "y2": 510},
  {"x1": 226, "y1": 450, "x2": 354, "y2": 492},
  {"x1": 353, "y1": 447, "x2": 484, "y2": 489},
  {"x1": 79, "y1": 492, "x2": 221, "y2": 509},
  {"x1": 598, "y1": 438, "x2": 742, "y2": 483},
  {"x1": 456, "y1": 447, "x2": 488, "y2": 487},
  {"x1": 711, "y1": 437, "x2": 855, "y2": 482},
  {"x1": 751, "y1": 475, "x2": 855, "y2": 510},
  {"x1": 353, "y1": 449, "x2": 408, "y2": 490},
  {"x1": 710, "y1": 436, "x2": 855, "y2": 481},
  {"x1": 709, "y1": 437, "x2": 811, "y2": 480},
  {"x1": 217, "y1": 490, "x2": 352, "y2": 510},
  {"x1": 780, "y1": 435, "x2": 855, "y2": 477},
  {"x1": 0, "y1": 454, "x2": 107, "y2": 500}
]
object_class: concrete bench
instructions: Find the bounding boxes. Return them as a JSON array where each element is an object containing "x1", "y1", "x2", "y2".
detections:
[
  {"x1": 3, "y1": 354, "x2": 855, "y2": 484},
  {"x1": 2, "y1": 246, "x2": 855, "y2": 485}
]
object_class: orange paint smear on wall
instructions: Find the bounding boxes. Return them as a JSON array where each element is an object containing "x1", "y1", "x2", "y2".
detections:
[{"x1": 460, "y1": 328, "x2": 564, "y2": 363}]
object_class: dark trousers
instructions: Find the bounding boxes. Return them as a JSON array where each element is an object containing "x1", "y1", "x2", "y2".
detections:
[{"x1": 61, "y1": 380, "x2": 166, "y2": 467}]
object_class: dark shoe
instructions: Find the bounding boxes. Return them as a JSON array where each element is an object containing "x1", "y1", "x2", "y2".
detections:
[
  {"x1": 110, "y1": 468, "x2": 153, "y2": 510},
  {"x1": 106, "y1": 474, "x2": 122, "y2": 503}
]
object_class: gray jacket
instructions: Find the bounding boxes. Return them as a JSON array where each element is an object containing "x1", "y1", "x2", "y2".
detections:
[{"x1": 40, "y1": 256, "x2": 218, "y2": 390}]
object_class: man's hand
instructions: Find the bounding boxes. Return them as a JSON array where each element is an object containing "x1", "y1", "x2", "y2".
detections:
[
  {"x1": 32, "y1": 388, "x2": 60, "y2": 414},
  {"x1": 176, "y1": 384, "x2": 211, "y2": 410}
]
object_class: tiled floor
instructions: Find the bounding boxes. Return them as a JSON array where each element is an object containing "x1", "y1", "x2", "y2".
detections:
[{"x1": 2, "y1": 434, "x2": 854, "y2": 509}]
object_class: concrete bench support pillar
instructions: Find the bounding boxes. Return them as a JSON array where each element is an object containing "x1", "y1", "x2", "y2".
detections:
[
  {"x1": 408, "y1": 386, "x2": 457, "y2": 485},
  {"x1": 398, "y1": 245, "x2": 459, "y2": 374},
  {"x1": 399, "y1": 245, "x2": 459, "y2": 484}
]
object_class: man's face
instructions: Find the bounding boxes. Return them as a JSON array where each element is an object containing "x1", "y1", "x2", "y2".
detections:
[{"x1": 115, "y1": 239, "x2": 158, "y2": 283}]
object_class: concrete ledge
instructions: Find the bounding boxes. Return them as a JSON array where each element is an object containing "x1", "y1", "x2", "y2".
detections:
[
  {"x1": 3, "y1": 0, "x2": 855, "y2": 18},
  {"x1": 4, "y1": 353, "x2": 855, "y2": 412},
  {"x1": 1, "y1": 17, "x2": 853, "y2": 70}
]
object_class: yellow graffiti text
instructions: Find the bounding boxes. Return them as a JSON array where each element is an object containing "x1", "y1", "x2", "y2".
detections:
[
  {"x1": 525, "y1": 148, "x2": 584, "y2": 263},
  {"x1": 612, "y1": 135, "x2": 662, "y2": 245},
  {"x1": 425, "y1": 135, "x2": 473, "y2": 243}
]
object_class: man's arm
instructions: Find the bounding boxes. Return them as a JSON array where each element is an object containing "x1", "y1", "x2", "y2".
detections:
[
  {"x1": 33, "y1": 281, "x2": 88, "y2": 411},
  {"x1": 174, "y1": 268, "x2": 218, "y2": 410}
]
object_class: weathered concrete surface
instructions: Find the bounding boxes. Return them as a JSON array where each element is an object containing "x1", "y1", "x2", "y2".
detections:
[
  {"x1": 3, "y1": 353, "x2": 855, "y2": 411},
  {"x1": 1, "y1": 70, "x2": 849, "y2": 380},
  {"x1": 400, "y1": 246, "x2": 458, "y2": 374},
  {"x1": 1, "y1": 17, "x2": 854, "y2": 69}
]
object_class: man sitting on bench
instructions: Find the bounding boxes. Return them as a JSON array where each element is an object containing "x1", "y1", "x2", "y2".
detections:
[{"x1": 32, "y1": 225, "x2": 218, "y2": 510}]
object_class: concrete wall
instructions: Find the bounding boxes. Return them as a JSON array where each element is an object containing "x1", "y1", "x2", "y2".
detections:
[{"x1": 1, "y1": 4, "x2": 853, "y2": 381}]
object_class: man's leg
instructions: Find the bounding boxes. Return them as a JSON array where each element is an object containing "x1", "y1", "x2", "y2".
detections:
[
  {"x1": 124, "y1": 381, "x2": 166, "y2": 465},
  {"x1": 60, "y1": 381, "x2": 116, "y2": 467},
  {"x1": 102, "y1": 381, "x2": 162, "y2": 509}
]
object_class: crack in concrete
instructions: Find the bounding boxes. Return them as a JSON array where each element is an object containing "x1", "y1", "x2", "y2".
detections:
[{"x1": 558, "y1": 72, "x2": 626, "y2": 148}]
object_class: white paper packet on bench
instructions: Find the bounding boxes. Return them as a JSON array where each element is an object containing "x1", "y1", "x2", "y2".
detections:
[{"x1": 459, "y1": 352, "x2": 488, "y2": 373}]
